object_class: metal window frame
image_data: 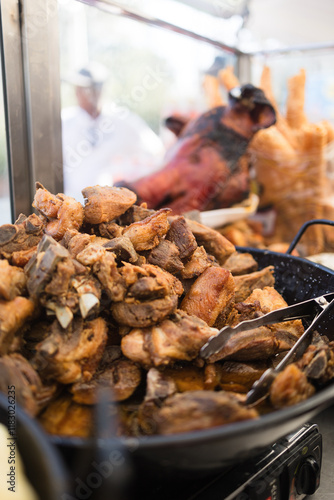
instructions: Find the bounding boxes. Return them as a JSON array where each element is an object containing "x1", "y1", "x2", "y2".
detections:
[{"x1": 0, "y1": 0, "x2": 63, "y2": 222}]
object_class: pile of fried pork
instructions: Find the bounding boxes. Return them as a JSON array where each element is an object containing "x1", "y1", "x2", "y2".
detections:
[{"x1": 0, "y1": 184, "x2": 333, "y2": 438}]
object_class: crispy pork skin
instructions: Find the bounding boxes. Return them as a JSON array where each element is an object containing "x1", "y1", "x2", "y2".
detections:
[
  {"x1": 123, "y1": 208, "x2": 171, "y2": 251},
  {"x1": 82, "y1": 185, "x2": 137, "y2": 224},
  {"x1": 155, "y1": 391, "x2": 258, "y2": 435},
  {"x1": 32, "y1": 317, "x2": 108, "y2": 384},
  {"x1": 181, "y1": 266, "x2": 235, "y2": 327},
  {"x1": 185, "y1": 219, "x2": 235, "y2": 265}
]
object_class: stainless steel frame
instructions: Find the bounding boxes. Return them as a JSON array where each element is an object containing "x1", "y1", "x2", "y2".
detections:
[
  {"x1": 0, "y1": 0, "x2": 63, "y2": 222},
  {"x1": 0, "y1": 0, "x2": 31, "y2": 220}
]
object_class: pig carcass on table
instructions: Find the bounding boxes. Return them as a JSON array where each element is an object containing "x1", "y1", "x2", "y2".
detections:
[{"x1": 116, "y1": 84, "x2": 276, "y2": 215}]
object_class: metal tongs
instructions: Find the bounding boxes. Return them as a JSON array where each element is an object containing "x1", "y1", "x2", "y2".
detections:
[{"x1": 200, "y1": 292, "x2": 334, "y2": 407}]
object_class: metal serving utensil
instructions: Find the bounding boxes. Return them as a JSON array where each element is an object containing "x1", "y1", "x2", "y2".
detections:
[{"x1": 200, "y1": 292, "x2": 334, "y2": 407}]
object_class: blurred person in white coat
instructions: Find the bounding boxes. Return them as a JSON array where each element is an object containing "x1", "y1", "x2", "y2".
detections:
[{"x1": 61, "y1": 62, "x2": 165, "y2": 202}]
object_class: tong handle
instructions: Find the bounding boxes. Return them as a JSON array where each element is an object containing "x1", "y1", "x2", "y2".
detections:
[
  {"x1": 246, "y1": 294, "x2": 334, "y2": 406},
  {"x1": 200, "y1": 293, "x2": 334, "y2": 359}
]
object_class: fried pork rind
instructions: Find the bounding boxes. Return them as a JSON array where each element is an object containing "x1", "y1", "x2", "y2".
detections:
[
  {"x1": 33, "y1": 183, "x2": 84, "y2": 241},
  {"x1": 123, "y1": 208, "x2": 171, "y2": 251},
  {"x1": 82, "y1": 185, "x2": 137, "y2": 224}
]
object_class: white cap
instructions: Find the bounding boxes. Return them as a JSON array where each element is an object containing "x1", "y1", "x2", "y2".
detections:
[{"x1": 65, "y1": 62, "x2": 109, "y2": 88}]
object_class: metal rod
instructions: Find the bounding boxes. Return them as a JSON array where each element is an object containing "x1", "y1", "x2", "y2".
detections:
[
  {"x1": 76, "y1": 0, "x2": 242, "y2": 55},
  {"x1": 248, "y1": 40, "x2": 334, "y2": 56},
  {"x1": 76, "y1": 0, "x2": 334, "y2": 58}
]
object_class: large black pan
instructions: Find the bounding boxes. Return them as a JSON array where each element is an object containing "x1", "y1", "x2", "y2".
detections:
[{"x1": 51, "y1": 220, "x2": 334, "y2": 475}]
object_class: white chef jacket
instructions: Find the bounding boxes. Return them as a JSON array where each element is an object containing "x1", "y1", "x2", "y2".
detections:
[{"x1": 61, "y1": 104, "x2": 165, "y2": 202}]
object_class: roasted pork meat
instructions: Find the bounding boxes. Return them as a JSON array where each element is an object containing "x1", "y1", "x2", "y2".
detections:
[
  {"x1": 121, "y1": 310, "x2": 218, "y2": 367},
  {"x1": 0, "y1": 353, "x2": 58, "y2": 416},
  {"x1": 32, "y1": 317, "x2": 108, "y2": 384},
  {"x1": 70, "y1": 357, "x2": 141, "y2": 404},
  {"x1": 0, "y1": 213, "x2": 44, "y2": 264},
  {"x1": 180, "y1": 266, "x2": 235, "y2": 327},
  {"x1": 153, "y1": 391, "x2": 259, "y2": 435},
  {"x1": 39, "y1": 393, "x2": 93, "y2": 438},
  {"x1": 0, "y1": 297, "x2": 35, "y2": 354}
]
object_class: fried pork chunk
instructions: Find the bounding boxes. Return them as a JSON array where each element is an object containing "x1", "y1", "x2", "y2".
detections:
[
  {"x1": 112, "y1": 263, "x2": 183, "y2": 328},
  {"x1": 33, "y1": 183, "x2": 84, "y2": 240},
  {"x1": 0, "y1": 213, "x2": 44, "y2": 264},
  {"x1": 154, "y1": 391, "x2": 258, "y2": 435},
  {"x1": 39, "y1": 393, "x2": 93, "y2": 438},
  {"x1": 148, "y1": 239, "x2": 184, "y2": 274},
  {"x1": 166, "y1": 216, "x2": 197, "y2": 260},
  {"x1": 185, "y1": 219, "x2": 235, "y2": 265},
  {"x1": 269, "y1": 364, "x2": 315, "y2": 408},
  {"x1": 121, "y1": 310, "x2": 218, "y2": 367},
  {"x1": 204, "y1": 361, "x2": 269, "y2": 393},
  {"x1": 208, "y1": 287, "x2": 304, "y2": 363},
  {"x1": 181, "y1": 266, "x2": 235, "y2": 327},
  {"x1": 180, "y1": 246, "x2": 213, "y2": 279},
  {"x1": 70, "y1": 356, "x2": 141, "y2": 404},
  {"x1": 32, "y1": 317, "x2": 108, "y2": 384},
  {"x1": 223, "y1": 251, "x2": 258, "y2": 276},
  {"x1": 296, "y1": 335, "x2": 334, "y2": 384},
  {"x1": 0, "y1": 297, "x2": 35, "y2": 354},
  {"x1": 0, "y1": 354, "x2": 58, "y2": 416},
  {"x1": 233, "y1": 266, "x2": 275, "y2": 302},
  {"x1": 0, "y1": 259, "x2": 26, "y2": 300},
  {"x1": 82, "y1": 185, "x2": 137, "y2": 224},
  {"x1": 123, "y1": 208, "x2": 171, "y2": 251}
]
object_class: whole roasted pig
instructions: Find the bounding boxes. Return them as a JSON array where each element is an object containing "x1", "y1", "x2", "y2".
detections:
[{"x1": 116, "y1": 84, "x2": 276, "y2": 214}]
